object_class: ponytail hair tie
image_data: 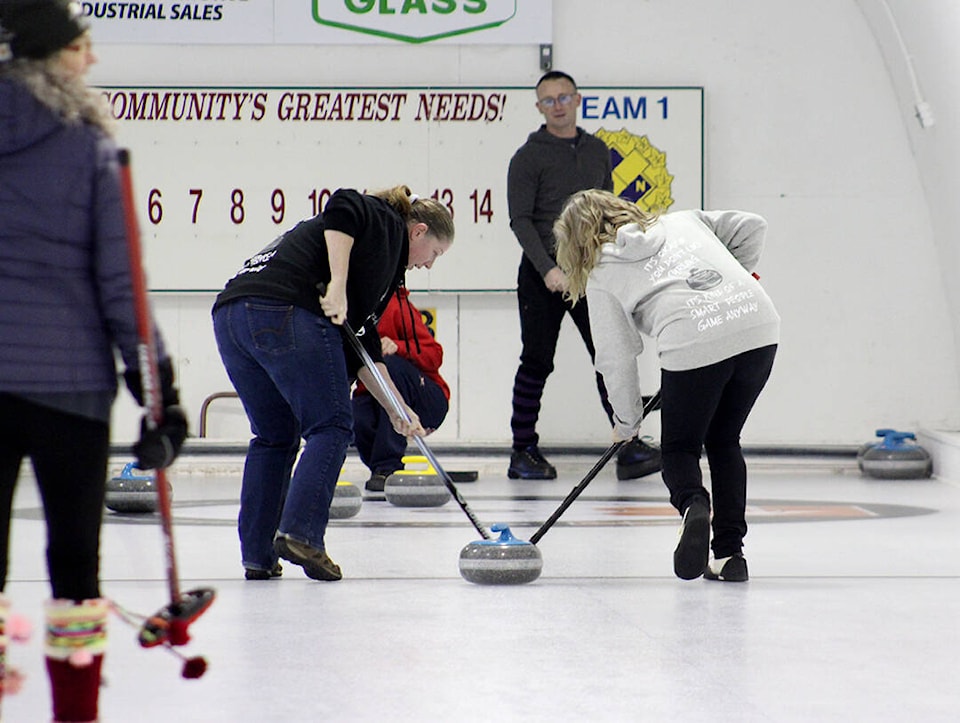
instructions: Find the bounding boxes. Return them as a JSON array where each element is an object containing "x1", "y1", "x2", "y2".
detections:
[{"x1": 409, "y1": 193, "x2": 420, "y2": 204}]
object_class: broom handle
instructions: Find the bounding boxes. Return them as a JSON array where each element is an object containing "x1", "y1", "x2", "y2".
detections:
[
  {"x1": 117, "y1": 148, "x2": 181, "y2": 601},
  {"x1": 327, "y1": 299, "x2": 490, "y2": 539},
  {"x1": 529, "y1": 390, "x2": 662, "y2": 545}
]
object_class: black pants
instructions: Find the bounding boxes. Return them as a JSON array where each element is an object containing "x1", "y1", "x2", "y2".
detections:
[
  {"x1": 352, "y1": 355, "x2": 449, "y2": 475},
  {"x1": 0, "y1": 394, "x2": 108, "y2": 600},
  {"x1": 659, "y1": 345, "x2": 777, "y2": 558},
  {"x1": 510, "y1": 257, "x2": 614, "y2": 449}
]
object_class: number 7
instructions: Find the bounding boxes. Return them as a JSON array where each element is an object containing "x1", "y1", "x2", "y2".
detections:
[{"x1": 189, "y1": 188, "x2": 203, "y2": 224}]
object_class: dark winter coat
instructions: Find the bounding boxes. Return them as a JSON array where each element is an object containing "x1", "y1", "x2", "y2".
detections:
[{"x1": 0, "y1": 70, "x2": 154, "y2": 413}]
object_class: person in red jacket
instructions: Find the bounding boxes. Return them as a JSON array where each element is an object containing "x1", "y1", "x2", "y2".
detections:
[{"x1": 353, "y1": 287, "x2": 450, "y2": 491}]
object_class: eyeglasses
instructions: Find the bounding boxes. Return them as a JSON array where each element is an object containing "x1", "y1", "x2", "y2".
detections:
[{"x1": 537, "y1": 93, "x2": 577, "y2": 109}]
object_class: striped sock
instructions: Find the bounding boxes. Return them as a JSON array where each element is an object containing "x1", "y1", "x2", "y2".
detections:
[
  {"x1": 45, "y1": 599, "x2": 108, "y2": 723},
  {"x1": 510, "y1": 370, "x2": 546, "y2": 450}
]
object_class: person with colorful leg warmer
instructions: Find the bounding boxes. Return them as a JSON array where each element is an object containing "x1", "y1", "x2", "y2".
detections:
[
  {"x1": 1, "y1": 3, "x2": 189, "y2": 720},
  {"x1": 44, "y1": 599, "x2": 108, "y2": 723}
]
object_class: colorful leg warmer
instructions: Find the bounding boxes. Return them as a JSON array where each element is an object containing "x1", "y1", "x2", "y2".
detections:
[
  {"x1": 1, "y1": 594, "x2": 31, "y2": 707},
  {"x1": 45, "y1": 598, "x2": 108, "y2": 723}
]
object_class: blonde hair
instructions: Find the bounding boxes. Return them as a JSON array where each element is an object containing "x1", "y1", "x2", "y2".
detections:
[
  {"x1": 370, "y1": 185, "x2": 455, "y2": 244},
  {"x1": 554, "y1": 189, "x2": 659, "y2": 303}
]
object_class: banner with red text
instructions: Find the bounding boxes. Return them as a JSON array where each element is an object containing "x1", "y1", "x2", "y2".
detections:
[{"x1": 105, "y1": 85, "x2": 703, "y2": 290}]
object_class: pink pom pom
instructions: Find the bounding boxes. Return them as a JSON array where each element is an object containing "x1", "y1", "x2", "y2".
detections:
[
  {"x1": 7, "y1": 613, "x2": 32, "y2": 643},
  {"x1": 181, "y1": 656, "x2": 207, "y2": 679},
  {"x1": 69, "y1": 649, "x2": 94, "y2": 667},
  {"x1": 1, "y1": 668, "x2": 26, "y2": 695}
]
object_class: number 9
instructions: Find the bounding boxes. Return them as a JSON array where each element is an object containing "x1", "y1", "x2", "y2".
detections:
[{"x1": 271, "y1": 189, "x2": 285, "y2": 224}]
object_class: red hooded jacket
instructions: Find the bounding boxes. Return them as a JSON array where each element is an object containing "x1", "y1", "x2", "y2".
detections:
[{"x1": 355, "y1": 287, "x2": 450, "y2": 400}]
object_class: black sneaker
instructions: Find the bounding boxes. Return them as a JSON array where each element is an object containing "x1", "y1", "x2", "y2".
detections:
[
  {"x1": 616, "y1": 438, "x2": 662, "y2": 480},
  {"x1": 364, "y1": 472, "x2": 391, "y2": 492},
  {"x1": 704, "y1": 553, "x2": 749, "y2": 582},
  {"x1": 674, "y1": 498, "x2": 710, "y2": 580},
  {"x1": 244, "y1": 562, "x2": 283, "y2": 580},
  {"x1": 274, "y1": 535, "x2": 342, "y2": 581},
  {"x1": 508, "y1": 446, "x2": 557, "y2": 480}
]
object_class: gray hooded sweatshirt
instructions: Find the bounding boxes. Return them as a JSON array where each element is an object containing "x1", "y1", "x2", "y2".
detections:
[{"x1": 587, "y1": 209, "x2": 781, "y2": 437}]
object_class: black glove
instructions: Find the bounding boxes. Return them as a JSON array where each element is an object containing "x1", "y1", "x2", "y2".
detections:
[
  {"x1": 133, "y1": 405, "x2": 188, "y2": 470},
  {"x1": 124, "y1": 357, "x2": 179, "y2": 408}
]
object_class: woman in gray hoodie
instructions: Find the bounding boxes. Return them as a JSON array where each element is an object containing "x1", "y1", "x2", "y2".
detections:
[{"x1": 554, "y1": 189, "x2": 779, "y2": 583}]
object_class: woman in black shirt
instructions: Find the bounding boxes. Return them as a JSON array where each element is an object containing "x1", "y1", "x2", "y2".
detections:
[{"x1": 212, "y1": 186, "x2": 454, "y2": 582}]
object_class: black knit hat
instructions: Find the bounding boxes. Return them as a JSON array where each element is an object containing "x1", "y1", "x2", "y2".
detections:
[{"x1": 0, "y1": 1, "x2": 89, "y2": 61}]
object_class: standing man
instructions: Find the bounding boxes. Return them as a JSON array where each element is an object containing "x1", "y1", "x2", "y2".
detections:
[{"x1": 506, "y1": 70, "x2": 661, "y2": 480}]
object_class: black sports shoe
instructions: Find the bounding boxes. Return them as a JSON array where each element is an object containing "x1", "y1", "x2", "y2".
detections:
[
  {"x1": 244, "y1": 562, "x2": 282, "y2": 580},
  {"x1": 704, "y1": 553, "x2": 749, "y2": 582},
  {"x1": 508, "y1": 445, "x2": 557, "y2": 480},
  {"x1": 364, "y1": 472, "x2": 391, "y2": 492},
  {"x1": 616, "y1": 438, "x2": 662, "y2": 480},
  {"x1": 674, "y1": 497, "x2": 710, "y2": 580},
  {"x1": 274, "y1": 535, "x2": 342, "y2": 581}
]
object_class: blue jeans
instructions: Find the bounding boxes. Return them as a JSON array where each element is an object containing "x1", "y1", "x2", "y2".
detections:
[
  {"x1": 212, "y1": 298, "x2": 353, "y2": 571},
  {"x1": 352, "y1": 355, "x2": 449, "y2": 475}
]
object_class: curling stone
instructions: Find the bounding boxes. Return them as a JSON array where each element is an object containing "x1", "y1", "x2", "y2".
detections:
[
  {"x1": 860, "y1": 429, "x2": 933, "y2": 479},
  {"x1": 329, "y1": 479, "x2": 362, "y2": 519},
  {"x1": 105, "y1": 462, "x2": 160, "y2": 513},
  {"x1": 384, "y1": 455, "x2": 451, "y2": 508},
  {"x1": 459, "y1": 524, "x2": 543, "y2": 585},
  {"x1": 857, "y1": 428, "x2": 896, "y2": 471}
]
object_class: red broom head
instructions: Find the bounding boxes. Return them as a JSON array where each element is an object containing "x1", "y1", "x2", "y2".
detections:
[{"x1": 168, "y1": 619, "x2": 191, "y2": 646}]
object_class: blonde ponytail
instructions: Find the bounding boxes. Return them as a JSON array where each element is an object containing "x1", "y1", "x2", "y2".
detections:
[{"x1": 371, "y1": 185, "x2": 455, "y2": 243}]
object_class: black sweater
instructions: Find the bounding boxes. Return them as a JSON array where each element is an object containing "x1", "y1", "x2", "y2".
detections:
[
  {"x1": 506, "y1": 126, "x2": 613, "y2": 277},
  {"x1": 213, "y1": 188, "x2": 408, "y2": 375}
]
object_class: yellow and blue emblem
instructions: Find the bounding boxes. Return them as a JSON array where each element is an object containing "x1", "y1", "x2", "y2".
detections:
[{"x1": 595, "y1": 128, "x2": 674, "y2": 212}]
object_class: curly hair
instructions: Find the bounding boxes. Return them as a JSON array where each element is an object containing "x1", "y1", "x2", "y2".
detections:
[
  {"x1": 554, "y1": 189, "x2": 659, "y2": 303},
  {"x1": 370, "y1": 185, "x2": 455, "y2": 243}
]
